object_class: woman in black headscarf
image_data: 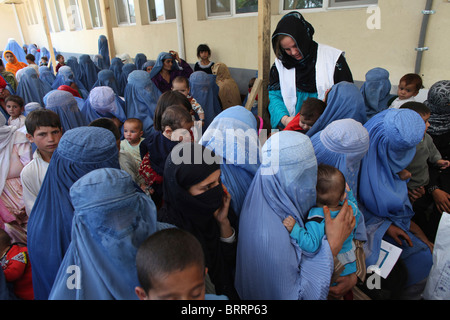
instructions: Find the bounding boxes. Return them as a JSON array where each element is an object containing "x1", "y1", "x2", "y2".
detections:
[
  {"x1": 269, "y1": 11, "x2": 353, "y2": 129},
  {"x1": 158, "y1": 142, "x2": 239, "y2": 300}
]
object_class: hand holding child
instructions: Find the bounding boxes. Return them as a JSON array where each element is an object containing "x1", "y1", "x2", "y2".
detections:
[{"x1": 436, "y1": 159, "x2": 450, "y2": 170}]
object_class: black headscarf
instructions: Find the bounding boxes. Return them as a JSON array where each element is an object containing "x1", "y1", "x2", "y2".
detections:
[
  {"x1": 158, "y1": 142, "x2": 239, "y2": 298},
  {"x1": 270, "y1": 11, "x2": 319, "y2": 93}
]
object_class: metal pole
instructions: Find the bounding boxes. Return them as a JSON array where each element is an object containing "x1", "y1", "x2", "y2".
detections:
[{"x1": 415, "y1": 0, "x2": 434, "y2": 74}]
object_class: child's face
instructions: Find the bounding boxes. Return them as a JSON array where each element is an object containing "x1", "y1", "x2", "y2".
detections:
[
  {"x1": 421, "y1": 113, "x2": 430, "y2": 133},
  {"x1": 397, "y1": 81, "x2": 419, "y2": 100},
  {"x1": 136, "y1": 264, "x2": 207, "y2": 300},
  {"x1": 5, "y1": 101, "x2": 23, "y2": 119},
  {"x1": 124, "y1": 122, "x2": 143, "y2": 145},
  {"x1": 145, "y1": 66, "x2": 153, "y2": 73},
  {"x1": 199, "y1": 51, "x2": 210, "y2": 61},
  {"x1": 4, "y1": 52, "x2": 15, "y2": 64},
  {"x1": 172, "y1": 82, "x2": 189, "y2": 97},
  {"x1": 58, "y1": 56, "x2": 65, "y2": 64},
  {"x1": 166, "y1": 121, "x2": 194, "y2": 143},
  {"x1": 298, "y1": 114, "x2": 318, "y2": 131},
  {"x1": 27, "y1": 126, "x2": 62, "y2": 157}
]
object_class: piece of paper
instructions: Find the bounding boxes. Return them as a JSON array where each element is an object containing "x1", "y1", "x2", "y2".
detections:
[{"x1": 367, "y1": 240, "x2": 402, "y2": 279}]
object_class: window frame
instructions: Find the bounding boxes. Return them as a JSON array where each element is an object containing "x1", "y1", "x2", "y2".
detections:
[
  {"x1": 54, "y1": 0, "x2": 66, "y2": 31},
  {"x1": 280, "y1": 0, "x2": 378, "y2": 14},
  {"x1": 114, "y1": 0, "x2": 136, "y2": 25},
  {"x1": 87, "y1": 0, "x2": 103, "y2": 28},
  {"x1": 206, "y1": 0, "x2": 259, "y2": 19},
  {"x1": 147, "y1": 0, "x2": 177, "y2": 23},
  {"x1": 67, "y1": 0, "x2": 83, "y2": 31}
]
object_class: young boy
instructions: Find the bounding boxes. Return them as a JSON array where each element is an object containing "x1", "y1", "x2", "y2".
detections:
[
  {"x1": 120, "y1": 118, "x2": 145, "y2": 166},
  {"x1": 284, "y1": 97, "x2": 326, "y2": 133},
  {"x1": 0, "y1": 229, "x2": 34, "y2": 300},
  {"x1": 20, "y1": 109, "x2": 63, "y2": 216},
  {"x1": 194, "y1": 44, "x2": 214, "y2": 75},
  {"x1": 55, "y1": 54, "x2": 65, "y2": 73},
  {"x1": 139, "y1": 105, "x2": 193, "y2": 206},
  {"x1": 389, "y1": 73, "x2": 423, "y2": 109},
  {"x1": 135, "y1": 228, "x2": 227, "y2": 300},
  {"x1": 172, "y1": 76, "x2": 205, "y2": 124},
  {"x1": 283, "y1": 164, "x2": 359, "y2": 286},
  {"x1": 25, "y1": 54, "x2": 40, "y2": 75},
  {"x1": 39, "y1": 56, "x2": 48, "y2": 67},
  {"x1": 5, "y1": 95, "x2": 26, "y2": 128}
]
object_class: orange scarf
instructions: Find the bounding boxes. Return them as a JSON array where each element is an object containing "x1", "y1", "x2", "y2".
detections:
[{"x1": 3, "y1": 50, "x2": 28, "y2": 76}]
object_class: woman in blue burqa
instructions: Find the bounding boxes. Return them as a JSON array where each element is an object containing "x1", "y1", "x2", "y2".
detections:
[
  {"x1": 310, "y1": 118, "x2": 370, "y2": 286},
  {"x1": 358, "y1": 108, "x2": 433, "y2": 299},
  {"x1": 199, "y1": 106, "x2": 261, "y2": 216},
  {"x1": 124, "y1": 70, "x2": 161, "y2": 138},
  {"x1": 82, "y1": 86, "x2": 126, "y2": 131},
  {"x1": 235, "y1": 131, "x2": 356, "y2": 300},
  {"x1": 98, "y1": 35, "x2": 110, "y2": 69},
  {"x1": 189, "y1": 71, "x2": 222, "y2": 129},
  {"x1": 92, "y1": 69, "x2": 122, "y2": 98},
  {"x1": 134, "y1": 53, "x2": 147, "y2": 71},
  {"x1": 306, "y1": 81, "x2": 367, "y2": 137},
  {"x1": 48, "y1": 168, "x2": 172, "y2": 299},
  {"x1": 52, "y1": 66, "x2": 89, "y2": 99},
  {"x1": 44, "y1": 90, "x2": 88, "y2": 132},
  {"x1": 360, "y1": 67, "x2": 396, "y2": 120},
  {"x1": 120, "y1": 63, "x2": 137, "y2": 96},
  {"x1": 39, "y1": 66, "x2": 56, "y2": 87},
  {"x1": 78, "y1": 54, "x2": 99, "y2": 91},
  {"x1": 16, "y1": 67, "x2": 52, "y2": 106},
  {"x1": 27, "y1": 126, "x2": 121, "y2": 300}
]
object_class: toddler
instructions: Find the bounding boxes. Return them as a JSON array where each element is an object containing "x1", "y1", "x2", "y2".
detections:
[
  {"x1": 284, "y1": 97, "x2": 326, "y2": 133},
  {"x1": 0, "y1": 229, "x2": 34, "y2": 300},
  {"x1": 139, "y1": 105, "x2": 193, "y2": 206},
  {"x1": 172, "y1": 76, "x2": 205, "y2": 124},
  {"x1": 5, "y1": 95, "x2": 25, "y2": 128},
  {"x1": 283, "y1": 164, "x2": 359, "y2": 284},
  {"x1": 120, "y1": 118, "x2": 144, "y2": 165},
  {"x1": 194, "y1": 44, "x2": 214, "y2": 75},
  {"x1": 389, "y1": 73, "x2": 422, "y2": 109}
]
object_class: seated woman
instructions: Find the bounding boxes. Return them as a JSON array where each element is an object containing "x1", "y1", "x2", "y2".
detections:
[
  {"x1": 199, "y1": 106, "x2": 261, "y2": 216},
  {"x1": 16, "y1": 67, "x2": 52, "y2": 106},
  {"x1": 358, "y1": 108, "x2": 433, "y2": 299},
  {"x1": 211, "y1": 62, "x2": 242, "y2": 110},
  {"x1": 3, "y1": 50, "x2": 27, "y2": 76},
  {"x1": 48, "y1": 168, "x2": 171, "y2": 299},
  {"x1": 52, "y1": 66, "x2": 89, "y2": 99},
  {"x1": 158, "y1": 142, "x2": 240, "y2": 300},
  {"x1": 44, "y1": 90, "x2": 88, "y2": 132},
  {"x1": 235, "y1": 130, "x2": 355, "y2": 300},
  {"x1": 150, "y1": 51, "x2": 193, "y2": 94}
]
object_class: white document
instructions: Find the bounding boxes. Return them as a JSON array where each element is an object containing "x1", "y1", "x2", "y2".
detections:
[{"x1": 368, "y1": 240, "x2": 402, "y2": 279}]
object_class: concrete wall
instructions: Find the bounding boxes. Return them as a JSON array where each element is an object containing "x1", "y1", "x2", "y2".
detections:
[{"x1": 2, "y1": 0, "x2": 449, "y2": 94}]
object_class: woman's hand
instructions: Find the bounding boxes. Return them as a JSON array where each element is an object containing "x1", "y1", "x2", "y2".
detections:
[
  {"x1": 408, "y1": 186, "x2": 425, "y2": 203},
  {"x1": 169, "y1": 50, "x2": 181, "y2": 63},
  {"x1": 281, "y1": 115, "x2": 294, "y2": 127},
  {"x1": 410, "y1": 220, "x2": 434, "y2": 253},
  {"x1": 386, "y1": 224, "x2": 413, "y2": 247},
  {"x1": 431, "y1": 188, "x2": 450, "y2": 213},
  {"x1": 324, "y1": 200, "x2": 355, "y2": 257},
  {"x1": 214, "y1": 185, "x2": 233, "y2": 238},
  {"x1": 328, "y1": 273, "x2": 357, "y2": 300}
]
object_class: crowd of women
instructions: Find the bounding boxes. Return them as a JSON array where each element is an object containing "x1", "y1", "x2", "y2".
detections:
[{"x1": 1, "y1": 11, "x2": 449, "y2": 301}]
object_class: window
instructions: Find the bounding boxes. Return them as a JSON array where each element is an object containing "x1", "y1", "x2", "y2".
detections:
[
  {"x1": 148, "y1": 0, "x2": 176, "y2": 22},
  {"x1": 29, "y1": 0, "x2": 39, "y2": 24},
  {"x1": 115, "y1": 0, "x2": 136, "y2": 25},
  {"x1": 282, "y1": 0, "x2": 377, "y2": 11},
  {"x1": 88, "y1": 0, "x2": 103, "y2": 28},
  {"x1": 54, "y1": 0, "x2": 65, "y2": 31},
  {"x1": 44, "y1": 0, "x2": 54, "y2": 32},
  {"x1": 67, "y1": 0, "x2": 83, "y2": 30},
  {"x1": 207, "y1": 0, "x2": 258, "y2": 17}
]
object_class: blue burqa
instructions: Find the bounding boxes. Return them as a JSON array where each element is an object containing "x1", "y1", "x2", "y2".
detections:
[
  {"x1": 124, "y1": 70, "x2": 161, "y2": 138},
  {"x1": 109, "y1": 58, "x2": 124, "y2": 96},
  {"x1": 48, "y1": 168, "x2": 170, "y2": 300},
  {"x1": 98, "y1": 35, "x2": 110, "y2": 68},
  {"x1": 134, "y1": 53, "x2": 147, "y2": 71},
  {"x1": 44, "y1": 90, "x2": 88, "y2": 132},
  {"x1": 65, "y1": 56, "x2": 82, "y2": 82},
  {"x1": 3, "y1": 38, "x2": 27, "y2": 64},
  {"x1": 189, "y1": 71, "x2": 222, "y2": 128},
  {"x1": 39, "y1": 66, "x2": 56, "y2": 87},
  {"x1": 235, "y1": 131, "x2": 335, "y2": 300},
  {"x1": 92, "y1": 69, "x2": 121, "y2": 96},
  {"x1": 120, "y1": 63, "x2": 137, "y2": 95},
  {"x1": 27, "y1": 126, "x2": 121, "y2": 300},
  {"x1": 199, "y1": 106, "x2": 261, "y2": 216},
  {"x1": 310, "y1": 118, "x2": 370, "y2": 241},
  {"x1": 358, "y1": 108, "x2": 432, "y2": 287},
  {"x1": 52, "y1": 66, "x2": 89, "y2": 99},
  {"x1": 78, "y1": 54, "x2": 99, "y2": 91},
  {"x1": 360, "y1": 67, "x2": 396, "y2": 119},
  {"x1": 306, "y1": 81, "x2": 367, "y2": 137},
  {"x1": 16, "y1": 67, "x2": 52, "y2": 105},
  {"x1": 82, "y1": 86, "x2": 126, "y2": 125}
]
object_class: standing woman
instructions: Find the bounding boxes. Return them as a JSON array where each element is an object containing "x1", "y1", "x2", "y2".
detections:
[
  {"x1": 158, "y1": 142, "x2": 240, "y2": 300},
  {"x1": 98, "y1": 35, "x2": 111, "y2": 69},
  {"x1": 150, "y1": 51, "x2": 193, "y2": 94},
  {"x1": 269, "y1": 12, "x2": 353, "y2": 129}
]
